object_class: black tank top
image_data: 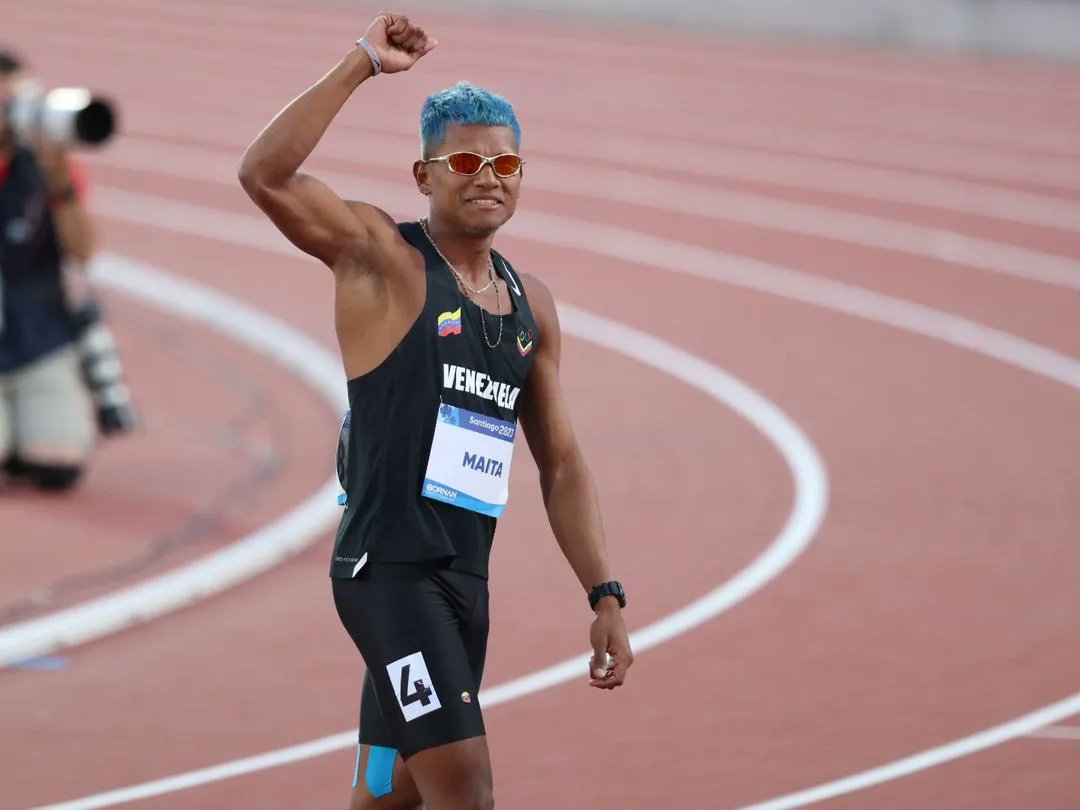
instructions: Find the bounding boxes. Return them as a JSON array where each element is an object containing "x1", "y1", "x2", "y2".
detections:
[{"x1": 329, "y1": 221, "x2": 539, "y2": 579}]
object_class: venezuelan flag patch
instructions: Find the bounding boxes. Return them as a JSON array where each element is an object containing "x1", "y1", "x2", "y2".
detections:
[{"x1": 437, "y1": 308, "x2": 463, "y2": 337}]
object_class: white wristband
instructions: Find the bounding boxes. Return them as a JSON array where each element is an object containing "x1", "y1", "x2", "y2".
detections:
[{"x1": 355, "y1": 38, "x2": 382, "y2": 76}]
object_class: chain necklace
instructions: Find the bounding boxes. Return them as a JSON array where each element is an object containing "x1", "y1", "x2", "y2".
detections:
[
  {"x1": 419, "y1": 218, "x2": 497, "y2": 295},
  {"x1": 449, "y1": 259, "x2": 496, "y2": 296},
  {"x1": 419, "y1": 218, "x2": 504, "y2": 348}
]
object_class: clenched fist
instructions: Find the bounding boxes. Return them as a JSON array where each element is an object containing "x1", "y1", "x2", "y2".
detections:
[{"x1": 362, "y1": 12, "x2": 437, "y2": 74}]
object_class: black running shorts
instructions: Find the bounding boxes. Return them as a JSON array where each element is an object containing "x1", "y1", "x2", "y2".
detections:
[{"x1": 332, "y1": 562, "x2": 489, "y2": 759}]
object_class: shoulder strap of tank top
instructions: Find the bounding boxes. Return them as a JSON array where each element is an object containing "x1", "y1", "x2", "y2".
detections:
[
  {"x1": 399, "y1": 220, "x2": 450, "y2": 275},
  {"x1": 491, "y1": 249, "x2": 526, "y2": 301},
  {"x1": 492, "y1": 250, "x2": 537, "y2": 328},
  {"x1": 397, "y1": 220, "x2": 424, "y2": 252}
]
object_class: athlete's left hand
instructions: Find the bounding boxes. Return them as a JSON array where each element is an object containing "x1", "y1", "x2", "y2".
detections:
[{"x1": 588, "y1": 605, "x2": 633, "y2": 689}]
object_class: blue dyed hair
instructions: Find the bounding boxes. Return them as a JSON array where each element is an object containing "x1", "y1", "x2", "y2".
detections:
[{"x1": 419, "y1": 81, "x2": 521, "y2": 158}]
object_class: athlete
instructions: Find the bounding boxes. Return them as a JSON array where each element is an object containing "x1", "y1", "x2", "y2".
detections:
[{"x1": 239, "y1": 13, "x2": 632, "y2": 810}]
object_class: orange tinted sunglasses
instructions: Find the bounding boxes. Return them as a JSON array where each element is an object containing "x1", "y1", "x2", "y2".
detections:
[{"x1": 422, "y1": 152, "x2": 524, "y2": 178}]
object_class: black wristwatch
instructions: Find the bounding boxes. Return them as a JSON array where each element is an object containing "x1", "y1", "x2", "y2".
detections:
[{"x1": 588, "y1": 580, "x2": 626, "y2": 611}]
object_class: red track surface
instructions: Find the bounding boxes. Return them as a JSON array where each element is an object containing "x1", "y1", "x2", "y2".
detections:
[
  {"x1": 3, "y1": 2, "x2": 1080, "y2": 808},
  {"x1": 0, "y1": 294, "x2": 335, "y2": 619}
]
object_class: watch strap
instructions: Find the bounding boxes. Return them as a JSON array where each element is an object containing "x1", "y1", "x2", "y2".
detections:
[{"x1": 588, "y1": 580, "x2": 626, "y2": 611}]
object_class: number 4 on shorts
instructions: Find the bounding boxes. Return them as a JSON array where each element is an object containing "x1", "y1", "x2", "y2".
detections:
[
  {"x1": 387, "y1": 651, "x2": 442, "y2": 722},
  {"x1": 400, "y1": 664, "x2": 433, "y2": 708}
]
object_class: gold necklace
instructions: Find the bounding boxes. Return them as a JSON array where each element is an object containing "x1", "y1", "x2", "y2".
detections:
[{"x1": 419, "y1": 218, "x2": 504, "y2": 348}]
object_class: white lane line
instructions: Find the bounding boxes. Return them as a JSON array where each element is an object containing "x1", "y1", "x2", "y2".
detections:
[
  {"x1": 23, "y1": 6, "x2": 1080, "y2": 161},
  {"x1": 513, "y1": 211, "x2": 1080, "y2": 390},
  {"x1": 19, "y1": 13, "x2": 1080, "y2": 191},
  {"x1": 577, "y1": 137, "x2": 1080, "y2": 233},
  {"x1": 88, "y1": 98, "x2": 1080, "y2": 231},
  {"x1": 31, "y1": 733, "x2": 358, "y2": 810},
  {"x1": 92, "y1": 186, "x2": 1080, "y2": 393},
  {"x1": 85, "y1": 186, "x2": 1080, "y2": 804},
  {"x1": 738, "y1": 693, "x2": 1080, "y2": 809},
  {"x1": 0, "y1": 253, "x2": 347, "y2": 668},
  {"x1": 94, "y1": 137, "x2": 1080, "y2": 291},
  {"x1": 1025, "y1": 725, "x2": 1080, "y2": 741},
  {"x1": 546, "y1": 167, "x2": 1080, "y2": 291},
  {"x1": 155, "y1": 124, "x2": 1080, "y2": 231},
  {"x1": 28, "y1": 275, "x2": 830, "y2": 810}
]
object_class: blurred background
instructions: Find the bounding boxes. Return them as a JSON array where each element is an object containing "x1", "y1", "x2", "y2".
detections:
[{"x1": 2, "y1": 1, "x2": 1079, "y2": 808}]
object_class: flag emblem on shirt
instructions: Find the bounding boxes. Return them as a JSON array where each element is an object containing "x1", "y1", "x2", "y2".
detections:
[
  {"x1": 437, "y1": 308, "x2": 462, "y2": 337},
  {"x1": 516, "y1": 327, "x2": 534, "y2": 357},
  {"x1": 460, "y1": 691, "x2": 472, "y2": 704}
]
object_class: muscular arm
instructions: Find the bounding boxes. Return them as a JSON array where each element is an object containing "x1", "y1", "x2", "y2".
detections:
[
  {"x1": 519, "y1": 275, "x2": 634, "y2": 687},
  {"x1": 519, "y1": 278, "x2": 611, "y2": 591},
  {"x1": 237, "y1": 14, "x2": 435, "y2": 272},
  {"x1": 237, "y1": 46, "x2": 380, "y2": 270}
]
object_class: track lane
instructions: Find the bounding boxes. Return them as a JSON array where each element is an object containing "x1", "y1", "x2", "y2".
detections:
[{"x1": 4, "y1": 3, "x2": 1080, "y2": 808}]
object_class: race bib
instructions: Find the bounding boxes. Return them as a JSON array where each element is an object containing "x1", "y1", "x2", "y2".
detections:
[{"x1": 421, "y1": 402, "x2": 516, "y2": 517}]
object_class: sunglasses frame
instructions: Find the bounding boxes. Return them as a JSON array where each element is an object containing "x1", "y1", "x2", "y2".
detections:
[{"x1": 422, "y1": 151, "x2": 525, "y2": 178}]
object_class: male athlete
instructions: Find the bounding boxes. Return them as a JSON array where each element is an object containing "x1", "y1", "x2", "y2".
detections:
[{"x1": 239, "y1": 13, "x2": 632, "y2": 810}]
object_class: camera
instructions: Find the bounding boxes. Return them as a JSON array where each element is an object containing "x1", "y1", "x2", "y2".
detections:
[{"x1": 7, "y1": 84, "x2": 117, "y2": 147}]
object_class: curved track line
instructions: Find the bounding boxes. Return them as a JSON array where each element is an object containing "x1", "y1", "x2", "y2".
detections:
[
  {"x1": 513, "y1": 211, "x2": 1080, "y2": 390},
  {"x1": 0, "y1": 253, "x2": 346, "y2": 668},
  {"x1": 20, "y1": 16, "x2": 1080, "y2": 191},
  {"x1": 546, "y1": 169, "x2": 1080, "y2": 291},
  {"x1": 103, "y1": 120, "x2": 1080, "y2": 232},
  {"x1": 32, "y1": 294, "x2": 829, "y2": 810},
  {"x1": 91, "y1": 186, "x2": 1080, "y2": 392},
  {"x1": 97, "y1": 138, "x2": 1080, "y2": 291},
  {"x1": 85, "y1": 187, "x2": 1080, "y2": 802},
  {"x1": 738, "y1": 692, "x2": 1080, "y2": 809}
]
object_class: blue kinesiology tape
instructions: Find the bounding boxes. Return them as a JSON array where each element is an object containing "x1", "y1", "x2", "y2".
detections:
[{"x1": 366, "y1": 745, "x2": 397, "y2": 798}]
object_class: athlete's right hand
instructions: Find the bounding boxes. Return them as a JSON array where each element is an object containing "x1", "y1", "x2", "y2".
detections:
[{"x1": 362, "y1": 13, "x2": 437, "y2": 74}]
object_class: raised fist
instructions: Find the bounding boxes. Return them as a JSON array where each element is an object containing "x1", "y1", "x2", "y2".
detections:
[{"x1": 362, "y1": 12, "x2": 437, "y2": 74}]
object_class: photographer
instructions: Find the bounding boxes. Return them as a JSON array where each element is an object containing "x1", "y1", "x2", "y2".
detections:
[{"x1": 0, "y1": 50, "x2": 135, "y2": 492}]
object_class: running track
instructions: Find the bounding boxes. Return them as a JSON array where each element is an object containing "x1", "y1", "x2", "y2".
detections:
[{"x1": 3, "y1": 1, "x2": 1080, "y2": 808}]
